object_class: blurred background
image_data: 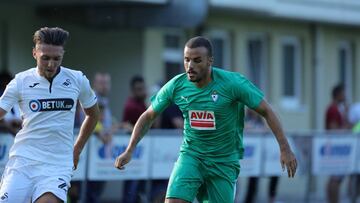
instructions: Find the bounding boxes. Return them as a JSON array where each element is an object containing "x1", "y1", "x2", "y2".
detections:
[{"x1": 0, "y1": 0, "x2": 360, "y2": 202}]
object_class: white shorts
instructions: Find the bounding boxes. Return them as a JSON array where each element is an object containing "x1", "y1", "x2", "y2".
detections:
[{"x1": 0, "y1": 156, "x2": 72, "y2": 203}]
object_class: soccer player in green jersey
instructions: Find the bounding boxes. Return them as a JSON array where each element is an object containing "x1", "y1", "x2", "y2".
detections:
[{"x1": 115, "y1": 36, "x2": 297, "y2": 203}]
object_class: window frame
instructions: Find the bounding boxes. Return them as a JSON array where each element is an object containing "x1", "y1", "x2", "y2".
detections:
[
  {"x1": 162, "y1": 30, "x2": 185, "y2": 81},
  {"x1": 246, "y1": 33, "x2": 268, "y2": 95},
  {"x1": 280, "y1": 36, "x2": 302, "y2": 110},
  {"x1": 204, "y1": 29, "x2": 231, "y2": 70},
  {"x1": 338, "y1": 40, "x2": 353, "y2": 102}
]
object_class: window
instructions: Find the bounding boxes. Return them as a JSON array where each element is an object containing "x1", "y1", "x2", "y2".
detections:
[
  {"x1": 338, "y1": 41, "x2": 353, "y2": 102},
  {"x1": 281, "y1": 37, "x2": 302, "y2": 109},
  {"x1": 205, "y1": 30, "x2": 231, "y2": 69},
  {"x1": 163, "y1": 31, "x2": 184, "y2": 82},
  {"x1": 246, "y1": 35, "x2": 268, "y2": 94}
]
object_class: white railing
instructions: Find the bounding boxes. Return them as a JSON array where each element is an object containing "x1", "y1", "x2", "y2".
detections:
[
  {"x1": 1, "y1": 130, "x2": 359, "y2": 180},
  {"x1": 0, "y1": 130, "x2": 359, "y2": 202}
]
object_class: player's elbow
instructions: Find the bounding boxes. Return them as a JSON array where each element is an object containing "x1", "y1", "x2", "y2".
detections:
[
  {"x1": 84, "y1": 104, "x2": 100, "y2": 122},
  {"x1": 143, "y1": 107, "x2": 158, "y2": 123}
]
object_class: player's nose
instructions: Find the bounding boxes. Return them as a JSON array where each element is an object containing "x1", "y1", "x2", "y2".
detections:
[{"x1": 48, "y1": 60, "x2": 56, "y2": 68}]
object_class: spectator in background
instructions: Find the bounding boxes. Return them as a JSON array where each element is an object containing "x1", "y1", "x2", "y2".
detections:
[
  {"x1": 121, "y1": 75, "x2": 147, "y2": 203},
  {"x1": 86, "y1": 72, "x2": 114, "y2": 203},
  {"x1": 325, "y1": 84, "x2": 349, "y2": 203},
  {"x1": 69, "y1": 72, "x2": 114, "y2": 203},
  {"x1": 242, "y1": 109, "x2": 279, "y2": 203},
  {"x1": 121, "y1": 75, "x2": 147, "y2": 133},
  {"x1": 0, "y1": 70, "x2": 22, "y2": 135}
]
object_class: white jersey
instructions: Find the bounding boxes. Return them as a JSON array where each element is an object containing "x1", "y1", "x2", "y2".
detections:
[{"x1": 0, "y1": 67, "x2": 97, "y2": 167}]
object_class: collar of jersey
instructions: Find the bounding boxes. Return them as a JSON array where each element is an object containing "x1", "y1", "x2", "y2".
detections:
[{"x1": 34, "y1": 66, "x2": 62, "y2": 82}]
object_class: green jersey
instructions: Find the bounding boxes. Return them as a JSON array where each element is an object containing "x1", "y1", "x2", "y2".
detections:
[{"x1": 151, "y1": 67, "x2": 264, "y2": 162}]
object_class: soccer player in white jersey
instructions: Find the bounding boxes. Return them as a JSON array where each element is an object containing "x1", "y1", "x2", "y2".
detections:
[{"x1": 0, "y1": 27, "x2": 99, "y2": 203}]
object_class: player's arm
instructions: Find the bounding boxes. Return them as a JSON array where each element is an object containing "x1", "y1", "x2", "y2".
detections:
[
  {"x1": 115, "y1": 106, "x2": 158, "y2": 170},
  {"x1": 73, "y1": 103, "x2": 99, "y2": 169},
  {"x1": 254, "y1": 99, "x2": 297, "y2": 178}
]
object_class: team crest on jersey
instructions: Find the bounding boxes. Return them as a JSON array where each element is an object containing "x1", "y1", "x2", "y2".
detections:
[
  {"x1": 189, "y1": 110, "x2": 216, "y2": 130},
  {"x1": 29, "y1": 98, "x2": 74, "y2": 112},
  {"x1": 211, "y1": 91, "x2": 218, "y2": 102},
  {"x1": 62, "y1": 79, "x2": 72, "y2": 88}
]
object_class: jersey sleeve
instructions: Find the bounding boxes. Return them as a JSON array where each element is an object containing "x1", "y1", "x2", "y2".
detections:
[
  {"x1": 150, "y1": 80, "x2": 174, "y2": 114},
  {"x1": 78, "y1": 73, "x2": 97, "y2": 109},
  {"x1": 0, "y1": 77, "x2": 20, "y2": 112},
  {"x1": 232, "y1": 73, "x2": 264, "y2": 109}
]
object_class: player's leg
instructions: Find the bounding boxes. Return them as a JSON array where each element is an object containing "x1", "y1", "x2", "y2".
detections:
[
  {"x1": 32, "y1": 176, "x2": 70, "y2": 203},
  {"x1": 326, "y1": 175, "x2": 343, "y2": 203},
  {"x1": 0, "y1": 157, "x2": 33, "y2": 202},
  {"x1": 165, "y1": 153, "x2": 204, "y2": 203},
  {"x1": 32, "y1": 163, "x2": 72, "y2": 203},
  {"x1": 34, "y1": 192, "x2": 62, "y2": 203},
  {"x1": 0, "y1": 167, "x2": 33, "y2": 202},
  {"x1": 202, "y1": 161, "x2": 240, "y2": 203}
]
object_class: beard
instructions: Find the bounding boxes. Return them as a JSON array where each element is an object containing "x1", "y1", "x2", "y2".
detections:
[{"x1": 187, "y1": 74, "x2": 201, "y2": 83}]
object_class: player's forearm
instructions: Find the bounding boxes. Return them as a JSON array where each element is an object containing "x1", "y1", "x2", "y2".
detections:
[
  {"x1": 126, "y1": 111, "x2": 156, "y2": 154},
  {"x1": 74, "y1": 112, "x2": 99, "y2": 153},
  {"x1": 263, "y1": 110, "x2": 291, "y2": 152}
]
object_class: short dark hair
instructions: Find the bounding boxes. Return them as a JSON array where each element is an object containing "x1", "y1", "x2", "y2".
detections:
[
  {"x1": 130, "y1": 75, "x2": 144, "y2": 89},
  {"x1": 33, "y1": 27, "x2": 69, "y2": 46},
  {"x1": 185, "y1": 36, "x2": 213, "y2": 57},
  {"x1": 332, "y1": 83, "x2": 344, "y2": 99}
]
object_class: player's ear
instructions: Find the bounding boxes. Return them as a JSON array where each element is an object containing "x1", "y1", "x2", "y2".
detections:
[
  {"x1": 207, "y1": 56, "x2": 214, "y2": 66},
  {"x1": 32, "y1": 47, "x2": 37, "y2": 60}
]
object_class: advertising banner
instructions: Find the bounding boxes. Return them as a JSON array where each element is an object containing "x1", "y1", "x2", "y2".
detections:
[
  {"x1": 312, "y1": 135, "x2": 357, "y2": 175},
  {"x1": 88, "y1": 135, "x2": 151, "y2": 180},
  {"x1": 239, "y1": 136, "x2": 262, "y2": 177},
  {"x1": 150, "y1": 136, "x2": 182, "y2": 179}
]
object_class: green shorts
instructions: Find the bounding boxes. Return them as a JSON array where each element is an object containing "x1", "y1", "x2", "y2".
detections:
[{"x1": 166, "y1": 152, "x2": 240, "y2": 203}]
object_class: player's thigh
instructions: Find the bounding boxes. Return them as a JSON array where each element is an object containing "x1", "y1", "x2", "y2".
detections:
[
  {"x1": 204, "y1": 176, "x2": 237, "y2": 203},
  {"x1": 0, "y1": 168, "x2": 33, "y2": 203},
  {"x1": 202, "y1": 162, "x2": 239, "y2": 203},
  {"x1": 32, "y1": 173, "x2": 71, "y2": 203},
  {"x1": 34, "y1": 192, "x2": 62, "y2": 203},
  {"x1": 166, "y1": 153, "x2": 204, "y2": 203}
]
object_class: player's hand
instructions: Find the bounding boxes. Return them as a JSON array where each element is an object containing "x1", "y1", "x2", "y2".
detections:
[
  {"x1": 114, "y1": 151, "x2": 132, "y2": 170},
  {"x1": 73, "y1": 148, "x2": 81, "y2": 170},
  {"x1": 280, "y1": 149, "x2": 297, "y2": 178}
]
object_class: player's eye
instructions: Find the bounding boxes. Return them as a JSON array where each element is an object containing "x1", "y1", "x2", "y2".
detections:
[
  {"x1": 53, "y1": 57, "x2": 61, "y2": 61},
  {"x1": 41, "y1": 56, "x2": 50, "y2": 61}
]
